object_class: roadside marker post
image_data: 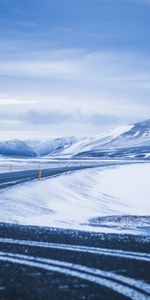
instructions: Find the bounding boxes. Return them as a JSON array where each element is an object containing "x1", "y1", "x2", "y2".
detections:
[
  {"x1": 65, "y1": 164, "x2": 68, "y2": 174},
  {"x1": 38, "y1": 164, "x2": 42, "y2": 180},
  {"x1": 9, "y1": 164, "x2": 13, "y2": 172}
]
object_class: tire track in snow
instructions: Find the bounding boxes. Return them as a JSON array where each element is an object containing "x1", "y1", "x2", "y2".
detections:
[
  {"x1": 0, "y1": 238, "x2": 150, "y2": 262},
  {"x1": 0, "y1": 251, "x2": 150, "y2": 300}
]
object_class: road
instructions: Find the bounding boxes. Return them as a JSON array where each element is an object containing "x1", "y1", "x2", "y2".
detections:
[
  {"x1": 0, "y1": 223, "x2": 150, "y2": 300},
  {"x1": 0, "y1": 159, "x2": 148, "y2": 189},
  {"x1": 0, "y1": 161, "x2": 150, "y2": 299},
  {"x1": 0, "y1": 164, "x2": 94, "y2": 189}
]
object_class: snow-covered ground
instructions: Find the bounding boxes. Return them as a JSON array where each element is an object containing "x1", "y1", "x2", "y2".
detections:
[{"x1": 0, "y1": 163, "x2": 150, "y2": 235}]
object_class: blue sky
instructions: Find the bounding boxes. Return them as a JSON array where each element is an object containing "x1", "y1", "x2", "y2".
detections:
[{"x1": 0, "y1": 0, "x2": 150, "y2": 139}]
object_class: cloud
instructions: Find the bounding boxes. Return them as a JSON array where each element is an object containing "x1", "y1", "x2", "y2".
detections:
[
  {"x1": 22, "y1": 110, "x2": 122, "y2": 127},
  {"x1": 0, "y1": 0, "x2": 149, "y2": 138},
  {"x1": 0, "y1": 48, "x2": 149, "y2": 128},
  {"x1": 0, "y1": 48, "x2": 149, "y2": 122},
  {"x1": 24, "y1": 110, "x2": 72, "y2": 125},
  {"x1": 0, "y1": 97, "x2": 38, "y2": 105},
  {"x1": 0, "y1": 49, "x2": 149, "y2": 89},
  {"x1": 0, "y1": 108, "x2": 125, "y2": 139},
  {"x1": 0, "y1": 120, "x2": 21, "y2": 124},
  {"x1": 0, "y1": 59, "x2": 79, "y2": 78}
]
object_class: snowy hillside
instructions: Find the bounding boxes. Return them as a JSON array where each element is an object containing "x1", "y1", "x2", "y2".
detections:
[
  {"x1": 1, "y1": 163, "x2": 150, "y2": 234},
  {"x1": 31, "y1": 137, "x2": 76, "y2": 156},
  {"x1": 0, "y1": 119, "x2": 150, "y2": 158},
  {"x1": 0, "y1": 137, "x2": 76, "y2": 157},
  {"x1": 62, "y1": 125, "x2": 133, "y2": 155},
  {"x1": 0, "y1": 140, "x2": 37, "y2": 157},
  {"x1": 104, "y1": 119, "x2": 150, "y2": 148},
  {"x1": 62, "y1": 119, "x2": 150, "y2": 159}
]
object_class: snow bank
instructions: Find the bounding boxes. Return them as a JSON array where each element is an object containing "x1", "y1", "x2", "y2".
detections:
[{"x1": 0, "y1": 163, "x2": 150, "y2": 234}]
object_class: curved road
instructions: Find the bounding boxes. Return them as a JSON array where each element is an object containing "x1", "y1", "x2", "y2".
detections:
[
  {"x1": 0, "y1": 165, "x2": 89, "y2": 189},
  {"x1": 0, "y1": 161, "x2": 150, "y2": 299},
  {"x1": 0, "y1": 159, "x2": 147, "y2": 189}
]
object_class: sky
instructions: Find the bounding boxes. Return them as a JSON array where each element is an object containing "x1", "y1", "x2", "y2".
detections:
[{"x1": 0, "y1": 0, "x2": 150, "y2": 139}]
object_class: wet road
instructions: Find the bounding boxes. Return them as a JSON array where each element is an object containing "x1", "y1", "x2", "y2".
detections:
[{"x1": 0, "y1": 223, "x2": 150, "y2": 300}]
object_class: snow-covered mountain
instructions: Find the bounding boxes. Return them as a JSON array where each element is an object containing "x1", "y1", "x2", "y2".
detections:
[
  {"x1": 0, "y1": 137, "x2": 77, "y2": 157},
  {"x1": 102, "y1": 119, "x2": 150, "y2": 148},
  {"x1": 0, "y1": 119, "x2": 149, "y2": 158},
  {"x1": 28, "y1": 137, "x2": 76, "y2": 156},
  {"x1": 61, "y1": 119, "x2": 150, "y2": 159},
  {"x1": 0, "y1": 140, "x2": 37, "y2": 157},
  {"x1": 62, "y1": 125, "x2": 133, "y2": 155}
]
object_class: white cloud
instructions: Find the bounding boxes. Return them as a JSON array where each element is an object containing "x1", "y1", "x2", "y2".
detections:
[
  {"x1": 0, "y1": 49, "x2": 149, "y2": 88},
  {"x1": 0, "y1": 48, "x2": 149, "y2": 137},
  {"x1": 0, "y1": 120, "x2": 21, "y2": 124},
  {"x1": 0, "y1": 59, "x2": 80, "y2": 78},
  {"x1": 0, "y1": 98, "x2": 38, "y2": 105}
]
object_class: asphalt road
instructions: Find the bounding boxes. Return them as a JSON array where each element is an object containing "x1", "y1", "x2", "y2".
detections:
[
  {"x1": 0, "y1": 164, "x2": 94, "y2": 189},
  {"x1": 0, "y1": 160, "x2": 147, "y2": 190},
  {"x1": 0, "y1": 223, "x2": 150, "y2": 300}
]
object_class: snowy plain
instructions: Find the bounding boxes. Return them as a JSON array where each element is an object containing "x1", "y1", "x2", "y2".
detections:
[{"x1": 0, "y1": 162, "x2": 150, "y2": 235}]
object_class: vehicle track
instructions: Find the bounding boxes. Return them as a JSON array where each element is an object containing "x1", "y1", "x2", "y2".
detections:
[
  {"x1": 0, "y1": 251, "x2": 150, "y2": 300},
  {"x1": 0, "y1": 238, "x2": 150, "y2": 262},
  {"x1": 0, "y1": 228, "x2": 150, "y2": 300}
]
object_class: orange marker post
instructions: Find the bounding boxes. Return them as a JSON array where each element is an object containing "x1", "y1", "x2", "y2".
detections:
[
  {"x1": 65, "y1": 164, "x2": 68, "y2": 174},
  {"x1": 38, "y1": 164, "x2": 42, "y2": 180}
]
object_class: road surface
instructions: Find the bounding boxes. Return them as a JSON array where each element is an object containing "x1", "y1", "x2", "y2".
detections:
[
  {"x1": 0, "y1": 164, "x2": 95, "y2": 189},
  {"x1": 0, "y1": 160, "x2": 148, "y2": 189}
]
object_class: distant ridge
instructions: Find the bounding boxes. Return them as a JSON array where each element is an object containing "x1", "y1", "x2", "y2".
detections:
[{"x1": 0, "y1": 119, "x2": 149, "y2": 159}]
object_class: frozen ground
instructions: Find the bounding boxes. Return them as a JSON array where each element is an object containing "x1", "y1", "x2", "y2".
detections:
[{"x1": 0, "y1": 163, "x2": 150, "y2": 235}]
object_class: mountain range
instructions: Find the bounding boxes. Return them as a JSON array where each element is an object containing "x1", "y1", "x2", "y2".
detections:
[{"x1": 0, "y1": 119, "x2": 150, "y2": 159}]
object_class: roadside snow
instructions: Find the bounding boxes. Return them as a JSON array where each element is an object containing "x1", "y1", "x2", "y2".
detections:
[{"x1": 0, "y1": 163, "x2": 150, "y2": 234}]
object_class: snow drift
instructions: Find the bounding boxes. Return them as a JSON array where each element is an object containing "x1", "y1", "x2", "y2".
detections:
[{"x1": 0, "y1": 163, "x2": 150, "y2": 234}]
